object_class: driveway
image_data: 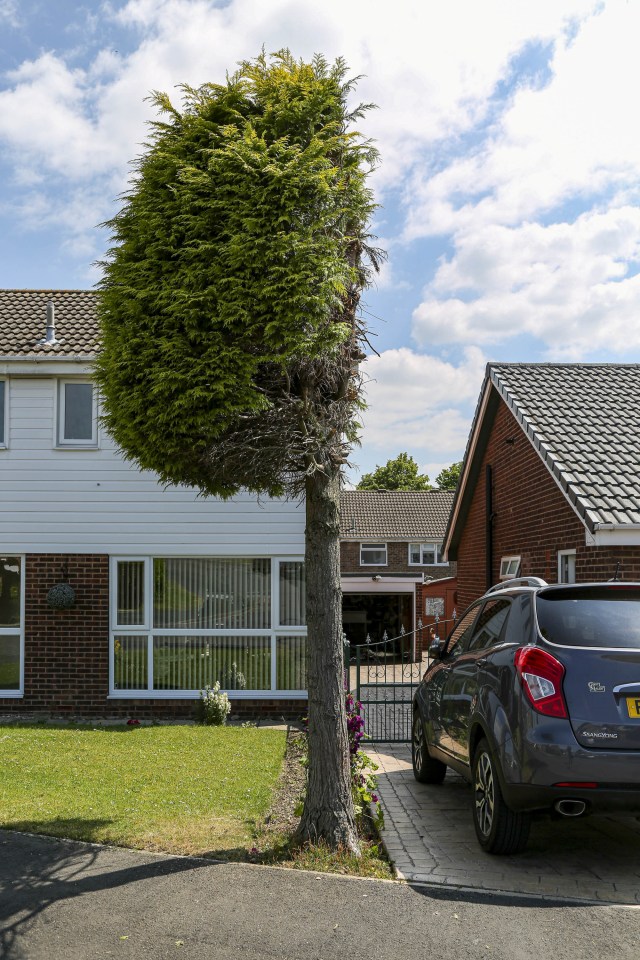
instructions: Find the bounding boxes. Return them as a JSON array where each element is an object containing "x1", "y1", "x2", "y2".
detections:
[{"x1": 369, "y1": 744, "x2": 640, "y2": 904}]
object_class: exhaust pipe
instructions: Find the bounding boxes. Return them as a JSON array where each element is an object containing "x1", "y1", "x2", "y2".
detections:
[{"x1": 554, "y1": 799, "x2": 587, "y2": 817}]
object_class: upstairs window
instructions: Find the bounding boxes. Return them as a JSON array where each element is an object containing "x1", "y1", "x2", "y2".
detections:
[
  {"x1": 58, "y1": 381, "x2": 97, "y2": 446},
  {"x1": 0, "y1": 380, "x2": 5, "y2": 447},
  {"x1": 360, "y1": 543, "x2": 387, "y2": 566},
  {"x1": 409, "y1": 542, "x2": 445, "y2": 565}
]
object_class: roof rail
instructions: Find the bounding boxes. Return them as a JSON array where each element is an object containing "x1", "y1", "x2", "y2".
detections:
[{"x1": 487, "y1": 577, "x2": 548, "y2": 594}]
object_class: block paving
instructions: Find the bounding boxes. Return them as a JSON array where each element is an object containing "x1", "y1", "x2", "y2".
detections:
[{"x1": 369, "y1": 742, "x2": 640, "y2": 905}]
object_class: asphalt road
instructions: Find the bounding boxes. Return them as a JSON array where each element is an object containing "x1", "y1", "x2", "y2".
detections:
[{"x1": 1, "y1": 829, "x2": 639, "y2": 960}]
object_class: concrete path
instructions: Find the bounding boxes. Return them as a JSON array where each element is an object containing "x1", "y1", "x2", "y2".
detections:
[{"x1": 369, "y1": 743, "x2": 640, "y2": 905}]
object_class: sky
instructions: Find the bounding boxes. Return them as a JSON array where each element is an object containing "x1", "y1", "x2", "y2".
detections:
[{"x1": 1, "y1": 0, "x2": 639, "y2": 484}]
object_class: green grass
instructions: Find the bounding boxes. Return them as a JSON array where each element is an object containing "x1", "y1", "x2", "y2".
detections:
[{"x1": 0, "y1": 724, "x2": 286, "y2": 856}]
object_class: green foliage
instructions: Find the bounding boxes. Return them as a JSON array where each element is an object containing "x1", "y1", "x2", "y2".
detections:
[
  {"x1": 95, "y1": 49, "x2": 380, "y2": 497},
  {"x1": 435, "y1": 460, "x2": 462, "y2": 490},
  {"x1": 357, "y1": 452, "x2": 432, "y2": 491}
]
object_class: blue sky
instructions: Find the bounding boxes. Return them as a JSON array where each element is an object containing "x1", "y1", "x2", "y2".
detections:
[{"x1": 1, "y1": 0, "x2": 639, "y2": 483}]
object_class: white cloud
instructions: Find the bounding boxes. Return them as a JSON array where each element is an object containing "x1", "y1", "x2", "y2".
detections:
[
  {"x1": 356, "y1": 346, "x2": 486, "y2": 474},
  {"x1": 412, "y1": 206, "x2": 640, "y2": 356},
  {"x1": 0, "y1": 0, "x2": 601, "y2": 250}
]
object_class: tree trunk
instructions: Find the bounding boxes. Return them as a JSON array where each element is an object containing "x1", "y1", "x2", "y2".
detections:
[{"x1": 295, "y1": 467, "x2": 360, "y2": 854}]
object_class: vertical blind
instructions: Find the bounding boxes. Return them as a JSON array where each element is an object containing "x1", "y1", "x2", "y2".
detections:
[{"x1": 114, "y1": 557, "x2": 306, "y2": 692}]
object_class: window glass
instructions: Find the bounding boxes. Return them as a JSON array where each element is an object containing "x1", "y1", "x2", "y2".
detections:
[
  {"x1": 500, "y1": 556, "x2": 521, "y2": 579},
  {"x1": 279, "y1": 562, "x2": 305, "y2": 626},
  {"x1": 360, "y1": 544, "x2": 387, "y2": 566},
  {"x1": 63, "y1": 382, "x2": 94, "y2": 441},
  {"x1": 558, "y1": 552, "x2": 576, "y2": 584},
  {"x1": 469, "y1": 598, "x2": 511, "y2": 650},
  {"x1": 117, "y1": 561, "x2": 146, "y2": 625},
  {"x1": 409, "y1": 543, "x2": 444, "y2": 565},
  {"x1": 153, "y1": 635, "x2": 270, "y2": 690},
  {"x1": 0, "y1": 381, "x2": 5, "y2": 445},
  {"x1": 0, "y1": 557, "x2": 21, "y2": 627},
  {"x1": 0, "y1": 635, "x2": 20, "y2": 691},
  {"x1": 445, "y1": 605, "x2": 480, "y2": 658},
  {"x1": 153, "y1": 557, "x2": 271, "y2": 629},
  {"x1": 276, "y1": 635, "x2": 307, "y2": 690},
  {"x1": 536, "y1": 587, "x2": 640, "y2": 648},
  {"x1": 113, "y1": 635, "x2": 148, "y2": 690}
]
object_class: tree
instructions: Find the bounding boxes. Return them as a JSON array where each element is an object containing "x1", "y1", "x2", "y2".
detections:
[
  {"x1": 94, "y1": 51, "x2": 382, "y2": 853},
  {"x1": 357, "y1": 452, "x2": 431, "y2": 490},
  {"x1": 435, "y1": 461, "x2": 462, "y2": 490}
]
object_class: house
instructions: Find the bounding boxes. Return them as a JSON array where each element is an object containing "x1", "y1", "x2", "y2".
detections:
[
  {"x1": 340, "y1": 489, "x2": 456, "y2": 655},
  {"x1": 444, "y1": 363, "x2": 640, "y2": 612},
  {"x1": 0, "y1": 289, "x2": 307, "y2": 719}
]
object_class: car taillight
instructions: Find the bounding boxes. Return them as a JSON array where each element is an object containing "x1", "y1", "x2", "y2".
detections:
[{"x1": 514, "y1": 646, "x2": 568, "y2": 718}]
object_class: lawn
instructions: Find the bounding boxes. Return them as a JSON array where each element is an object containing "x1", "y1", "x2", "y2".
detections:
[
  {"x1": 0, "y1": 724, "x2": 286, "y2": 856},
  {"x1": 0, "y1": 723, "x2": 393, "y2": 879}
]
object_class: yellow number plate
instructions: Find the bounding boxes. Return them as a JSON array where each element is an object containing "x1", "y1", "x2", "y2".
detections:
[{"x1": 626, "y1": 697, "x2": 640, "y2": 718}]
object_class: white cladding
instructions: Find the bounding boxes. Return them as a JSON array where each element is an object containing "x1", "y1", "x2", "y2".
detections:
[{"x1": 0, "y1": 375, "x2": 305, "y2": 555}]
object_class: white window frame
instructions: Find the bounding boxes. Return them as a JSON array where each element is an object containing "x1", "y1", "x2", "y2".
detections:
[
  {"x1": 0, "y1": 554, "x2": 25, "y2": 698},
  {"x1": 0, "y1": 379, "x2": 7, "y2": 449},
  {"x1": 499, "y1": 555, "x2": 521, "y2": 579},
  {"x1": 359, "y1": 543, "x2": 388, "y2": 566},
  {"x1": 109, "y1": 555, "x2": 307, "y2": 700},
  {"x1": 558, "y1": 549, "x2": 577, "y2": 584},
  {"x1": 408, "y1": 542, "x2": 446, "y2": 566},
  {"x1": 56, "y1": 379, "x2": 98, "y2": 448}
]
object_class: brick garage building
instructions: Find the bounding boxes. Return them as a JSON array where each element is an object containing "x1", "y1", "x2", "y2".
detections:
[
  {"x1": 444, "y1": 363, "x2": 640, "y2": 612},
  {"x1": 340, "y1": 489, "x2": 456, "y2": 656}
]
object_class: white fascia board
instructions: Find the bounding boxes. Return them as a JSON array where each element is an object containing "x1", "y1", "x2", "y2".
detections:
[
  {"x1": 341, "y1": 576, "x2": 421, "y2": 593},
  {"x1": 0, "y1": 357, "x2": 95, "y2": 376},
  {"x1": 592, "y1": 525, "x2": 640, "y2": 546}
]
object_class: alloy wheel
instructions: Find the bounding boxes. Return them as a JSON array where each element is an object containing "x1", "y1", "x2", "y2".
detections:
[
  {"x1": 475, "y1": 751, "x2": 495, "y2": 837},
  {"x1": 412, "y1": 717, "x2": 424, "y2": 776}
]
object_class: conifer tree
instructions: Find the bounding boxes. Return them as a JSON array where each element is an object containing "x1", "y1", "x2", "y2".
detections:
[{"x1": 95, "y1": 50, "x2": 382, "y2": 852}]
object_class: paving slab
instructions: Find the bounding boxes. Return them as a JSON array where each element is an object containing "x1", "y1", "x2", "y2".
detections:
[{"x1": 369, "y1": 743, "x2": 640, "y2": 904}]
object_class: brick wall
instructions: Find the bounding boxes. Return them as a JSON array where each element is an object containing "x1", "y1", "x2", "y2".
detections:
[
  {"x1": 340, "y1": 540, "x2": 456, "y2": 579},
  {"x1": 0, "y1": 553, "x2": 306, "y2": 721},
  {"x1": 456, "y1": 396, "x2": 640, "y2": 611}
]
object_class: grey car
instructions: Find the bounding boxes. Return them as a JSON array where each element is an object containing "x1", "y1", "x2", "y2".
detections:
[{"x1": 412, "y1": 577, "x2": 640, "y2": 854}]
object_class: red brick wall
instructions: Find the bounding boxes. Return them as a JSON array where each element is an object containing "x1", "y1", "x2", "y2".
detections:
[
  {"x1": 456, "y1": 396, "x2": 640, "y2": 611},
  {"x1": 0, "y1": 553, "x2": 305, "y2": 721},
  {"x1": 341, "y1": 540, "x2": 456, "y2": 579}
]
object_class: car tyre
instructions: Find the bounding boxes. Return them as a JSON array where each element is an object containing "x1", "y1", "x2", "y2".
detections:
[
  {"x1": 412, "y1": 712, "x2": 446, "y2": 784},
  {"x1": 472, "y1": 738, "x2": 531, "y2": 855}
]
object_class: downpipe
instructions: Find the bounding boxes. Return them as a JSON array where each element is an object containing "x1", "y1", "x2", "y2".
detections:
[{"x1": 554, "y1": 799, "x2": 587, "y2": 817}]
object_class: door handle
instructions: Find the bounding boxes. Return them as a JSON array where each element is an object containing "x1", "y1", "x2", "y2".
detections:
[{"x1": 476, "y1": 658, "x2": 488, "y2": 667}]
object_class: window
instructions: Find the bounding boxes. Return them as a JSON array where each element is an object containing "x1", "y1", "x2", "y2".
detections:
[
  {"x1": 0, "y1": 380, "x2": 6, "y2": 447},
  {"x1": 445, "y1": 604, "x2": 480, "y2": 658},
  {"x1": 360, "y1": 543, "x2": 387, "y2": 566},
  {"x1": 469, "y1": 598, "x2": 511, "y2": 651},
  {"x1": 500, "y1": 556, "x2": 521, "y2": 579},
  {"x1": 558, "y1": 550, "x2": 576, "y2": 584},
  {"x1": 409, "y1": 542, "x2": 445, "y2": 565},
  {"x1": 110, "y1": 557, "x2": 307, "y2": 697},
  {"x1": 58, "y1": 380, "x2": 97, "y2": 446},
  {"x1": 0, "y1": 556, "x2": 23, "y2": 696}
]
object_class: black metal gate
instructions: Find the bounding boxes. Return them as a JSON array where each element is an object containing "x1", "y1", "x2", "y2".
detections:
[{"x1": 346, "y1": 617, "x2": 456, "y2": 742}]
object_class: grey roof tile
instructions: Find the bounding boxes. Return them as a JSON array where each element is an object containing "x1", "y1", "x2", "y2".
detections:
[
  {"x1": 340, "y1": 490, "x2": 455, "y2": 540},
  {"x1": 489, "y1": 363, "x2": 640, "y2": 529},
  {"x1": 0, "y1": 289, "x2": 99, "y2": 356}
]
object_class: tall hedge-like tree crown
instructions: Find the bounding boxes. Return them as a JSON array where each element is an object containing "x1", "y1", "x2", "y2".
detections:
[{"x1": 95, "y1": 50, "x2": 381, "y2": 497}]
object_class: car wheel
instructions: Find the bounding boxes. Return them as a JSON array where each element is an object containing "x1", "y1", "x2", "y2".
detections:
[
  {"x1": 412, "y1": 712, "x2": 446, "y2": 784},
  {"x1": 472, "y1": 738, "x2": 531, "y2": 855}
]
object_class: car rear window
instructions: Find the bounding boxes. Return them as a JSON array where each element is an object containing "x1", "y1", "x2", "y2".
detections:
[{"x1": 536, "y1": 586, "x2": 640, "y2": 648}]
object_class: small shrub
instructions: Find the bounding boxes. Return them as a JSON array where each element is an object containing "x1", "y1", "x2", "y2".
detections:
[{"x1": 196, "y1": 682, "x2": 231, "y2": 726}]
